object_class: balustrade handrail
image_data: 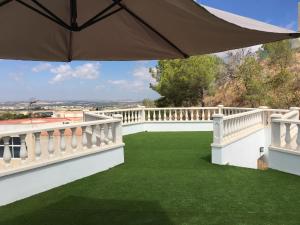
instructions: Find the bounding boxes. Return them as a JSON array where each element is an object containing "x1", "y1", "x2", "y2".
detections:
[
  {"x1": 223, "y1": 109, "x2": 263, "y2": 121},
  {"x1": 145, "y1": 107, "x2": 218, "y2": 110},
  {"x1": 272, "y1": 118, "x2": 300, "y2": 124},
  {"x1": 0, "y1": 118, "x2": 120, "y2": 138},
  {"x1": 94, "y1": 107, "x2": 143, "y2": 113},
  {"x1": 282, "y1": 110, "x2": 299, "y2": 119}
]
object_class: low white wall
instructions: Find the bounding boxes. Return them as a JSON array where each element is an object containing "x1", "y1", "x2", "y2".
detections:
[
  {"x1": 212, "y1": 128, "x2": 270, "y2": 169},
  {"x1": 122, "y1": 122, "x2": 213, "y2": 135},
  {"x1": 269, "y1": 148, "x2": 300, "y2": 176},
  {"x1": 144, "y1": 122, "x2": 213, "y2": 132},
  {"x1": 0, "y1": 146, "x2": 124, "y2": 206},
  {"x1": 122, "y1": 123, "x2": 145, "y2": 135}
]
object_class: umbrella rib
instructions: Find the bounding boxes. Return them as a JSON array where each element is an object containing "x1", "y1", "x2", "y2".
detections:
[
  {"x1": 30, "y1": 0, "x2": 70, "y2": 29},
  {"x1": 16, "y1": 0, "x2": 71, "y2": 31},
  {"x1": 80, "y1": 0, "x2": 122, "y2": 30},
  {"x1": 0, "y1": 0, "x2": 12, "y2": 8},
  {"x1": 79, "y1": 7, "x2": 123, "y2": 31},
  {"x1": 116, "y1": 2, "x2": 189, "y2": 58}
]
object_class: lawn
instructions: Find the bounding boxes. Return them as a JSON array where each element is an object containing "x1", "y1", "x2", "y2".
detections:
[{"x1": 0, "y1": 132, "x2": 300, "y2": 225}]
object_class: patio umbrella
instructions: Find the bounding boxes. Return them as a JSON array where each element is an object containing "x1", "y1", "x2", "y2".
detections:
[{"x1": 0, "y1": 0, "x2": 298, "y2": 61}]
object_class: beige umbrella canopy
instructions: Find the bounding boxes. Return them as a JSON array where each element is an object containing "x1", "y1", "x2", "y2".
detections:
[{"x1": 0, "y1": 0, "x2": 298, "y2": 61}]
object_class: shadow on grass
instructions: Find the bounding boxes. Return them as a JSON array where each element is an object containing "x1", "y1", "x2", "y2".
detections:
[
  {"x1": 2, "y1": 196, "x2": 173, "y2": 225},
  {"x1": 200, "y1": 154, "x2": 211, "y2": 164}
]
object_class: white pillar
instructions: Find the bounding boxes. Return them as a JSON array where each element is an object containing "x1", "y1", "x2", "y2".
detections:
[
  {"x1": 271, "y1": 114, "x2": 283, "y2": 147},
  {"x1": 212, "y1": 114, "x2": 224, "y2": 145},
  {"x1": 139, "y1": 106, "x2": 145, "y2": 122},
  {"x1": 113, "y1": 115, "x2": 123, "y2": 144},
  {"x1": 218, "y1": 105, "x2": 224, "y2": 114}
]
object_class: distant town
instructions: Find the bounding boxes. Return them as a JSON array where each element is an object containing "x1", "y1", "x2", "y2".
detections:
[{"x1": 0, "y1": 100, "x2": 142, "y2": 120}]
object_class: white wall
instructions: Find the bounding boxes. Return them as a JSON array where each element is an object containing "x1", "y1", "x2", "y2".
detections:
[
  {"x1": 212, "y1": 128, "x2": 270, "y2": 169},
  {"x1": 0, "y1": 146, "x2": 124, "y2": 206},
  {"x1": 269, "y1": 148, "x2": 300, "y2": 176},
  {"x1": 122, "y1": 122, "x2": 213, "y2": 135}
]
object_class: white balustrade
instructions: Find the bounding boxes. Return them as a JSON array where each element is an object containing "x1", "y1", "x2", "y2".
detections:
[
  {"x1": 0, "y1": 116, "x2": 123, "y2": 173},
  {"x1": 271, "y1": 114, "x2": 300, "y2": 151},
  {"x1": 213, "y1": 109, "x2": 265, "y2": 145}
]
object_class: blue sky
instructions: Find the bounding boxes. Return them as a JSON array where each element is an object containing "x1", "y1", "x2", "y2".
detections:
[{"x1": 0, "y1": 0, "x2": 298, "y2": 102}]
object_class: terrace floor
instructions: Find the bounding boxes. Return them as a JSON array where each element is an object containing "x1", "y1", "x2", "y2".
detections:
[{"x1": 1, "y1": 132, "x2": 300, "y2": 225}]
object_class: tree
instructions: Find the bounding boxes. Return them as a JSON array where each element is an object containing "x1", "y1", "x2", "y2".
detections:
[
  {"x1": 142, "y1": 99, "x2": 156, "y2": 108},
  {"x1": 150, "y1": 55, "x2": 221, "y2": 107},
  {"x1": 236, "y1": 56, "x2": 266, "y2": 107},
  {"x1": 261, "y1": 40, "x2": 294, "y2": 71}
]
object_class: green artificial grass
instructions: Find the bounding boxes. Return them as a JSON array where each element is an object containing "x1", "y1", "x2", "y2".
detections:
[{"x1": 1, "y1": 132, "x2": 300, "y2": 225}]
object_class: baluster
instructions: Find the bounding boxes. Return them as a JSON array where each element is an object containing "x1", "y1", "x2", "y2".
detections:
[
  {"x1": 91, "y1": 125, "x2": 97, "y2": 148},
  {"x1": 70, "y1": 128, "x2": 78, "y2": 152},
  {"x1": 297, "y1": 124, "x2": 300, "y2": 150},
  {"x1": 47, "y1": 131, "x2": 55, "y2": 157},
  {"x1": 164, "y1": 109, "x2": 167, "y2": 121},
  {"x1": 107, "y1": 123, "x2": 113, "y2": 145},
  {"x1": 208, "y1": 110, "x2": 211, "y2": 120},
  {"x1": 34, "y1": 132, "x2": 41, "y2": 160},
  {"x1": 196, "y1": 110, "x2": 199, "y2": 121},
  {"x1": 185, "y1": 109, "x2": 188, "y2": 121},
  {"x1": 59, "y1": 129, "x2": 66, "y2": 153},
  {"x1": 3, "y1": 137, "x2": 11, "y2": 166},
  {"x1": 100, "y1": 125, "x2": 106, "y2": 147},
  {"x1": 180, "y1": 109, "x2": 183, "y2": 121},
  {"x1": 191, "y1": 110, "x2": 194, "y2": 121},
  {"x1": 20, "y1": 134, "x2": 28, "y2": 162},
  {"x1": 147, "y1": 110, "x2": 150, "y2": 121},
  {"x1": 202, "y1": 110, "x2": 205, "y2": 120},
  {"x1": 285, "y1": 123, "x2": 291, "y2": 147},
  {"x1": 158, "y1": 110, "x2": 162, "y2": 121},
  {"x1": 81, "y1": 126, "x2": 88, "y2": 150},
  {"x1": 174, "y1": 110, "x2": 177, "y2": 121}
]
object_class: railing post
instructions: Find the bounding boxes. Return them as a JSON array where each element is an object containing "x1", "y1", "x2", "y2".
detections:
[
  {"x1": 213, "y1": 114, "x2": 224, "y2": 145},
  {"x1": 218, "y1": 105, "x2": 224, "y2": 115},
  {"x1": 259, "y1": 106, "x2": 269, "y2": 126},
  {"x1": 113, "y1": 115, "x2": 123, "y2": 144},
  {"x1": 139, "y1": 106, "x2": 146, "y2": 123},
  {"x1": 271, "y1": 114, "x2": 282, "y2": 147},
  {"x1": 140, "y1": 106, "x2": 146, "y2": 122},
  {"x1": 289, "y1": 107, "x2": 300, "y2": 120}
]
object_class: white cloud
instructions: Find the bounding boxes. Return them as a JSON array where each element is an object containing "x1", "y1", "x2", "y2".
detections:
[
  {"x1": 106, "y1": 63, "x2": 155, "y2": 92},
  {"x1": 107, "y1": 79, "x2": 146, "y2": 91},
  {"x1": 133, "y1": 66, "x2": 151, "y2": 81},
  {"x1": 49, "y1": 63, "x2": 100, "y2": 84},
  {"x1": 9, "y1": 72, "x2": 23, "y2": 82},
  {"x1": 32, "y1": 63, "x2": 52, "y2": 72}
]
